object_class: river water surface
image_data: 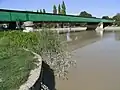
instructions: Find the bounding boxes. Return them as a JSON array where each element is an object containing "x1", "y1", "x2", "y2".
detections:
[{"x1": 56, "y1": 31, "x2": 120, "y2": 90}]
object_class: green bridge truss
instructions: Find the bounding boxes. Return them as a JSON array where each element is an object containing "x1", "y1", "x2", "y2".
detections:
[{"x1": 0, "y1": 9, "x2": 114, "y2": 23}]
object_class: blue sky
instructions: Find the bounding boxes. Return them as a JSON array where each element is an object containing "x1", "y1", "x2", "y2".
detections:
[{"x1": 0, "y1": 0, "x2": 119, "y2": 17}]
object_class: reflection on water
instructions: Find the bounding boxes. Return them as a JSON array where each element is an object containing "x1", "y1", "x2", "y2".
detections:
[
  {"x1": 61, "y1": 31, "x2": 103, "y2": 51},
  {"x1": 96, "y1": 30, "x2": 104, "y2": 37},
  {"x1": 115, "y1": 31, "x2": 120, "y2": 41},
  {"x1": 66, "y1": 32, "x2": 72, "y2": 41},
  {"x1": 57, "y1": 31, "x2": 120, "y2": 90}
]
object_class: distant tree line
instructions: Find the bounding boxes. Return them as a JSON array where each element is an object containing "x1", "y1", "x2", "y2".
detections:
[
  {"x1": 36, "y1": 1, "x2": 66, "y2": 15},
  {"x1": 101, "y1": 14, "x2": 120, "y2": 26},
  {"x1": 112, "y1": 13, "x2": 120, "y2": 26},
  {"x1": 79, "y1": 11, "x2": 92, "y2": 18},
  {"x1": 37, "y1": 9, "x2": 46, "y2": 13}
]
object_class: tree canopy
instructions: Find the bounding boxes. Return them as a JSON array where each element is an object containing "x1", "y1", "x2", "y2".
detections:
[
  {"x1": 79, "y1": 11, "x2": 92, "y2": 18},
  {"x1": 37, "y1": 10, "x2": 39, "y2": 13},
  {"x1": 61, "y1": 1, "x2": 66, "y2": 15},
  {"x1": 113, "y1": 13, "x2": 120, "y2": 26},
  {"x1": 43, "y1": 9, "x2": 46, "y2": 13},
  {"x1": 53, "y1": 5, "x2": 57, "y2": 14},
  {"x1": 58, "y1": 4, "x2": 61, "y2": 14},
  {"x1": 40, "y1": 9, "x2": 42, "y2": 13},
  {"x1": 102, "y1": 16, "x2": 110, "y2": 19}
]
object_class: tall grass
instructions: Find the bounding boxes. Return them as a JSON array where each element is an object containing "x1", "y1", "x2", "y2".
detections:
[{"x1": 0, "y1": 29, "x2": 76, "y2": 89}]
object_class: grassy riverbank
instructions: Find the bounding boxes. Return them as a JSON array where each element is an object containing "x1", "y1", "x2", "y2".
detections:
[
  {"x1": 0, "y1": 48, "x2": 36, "y2": 90},
  {"x1": 0, "y1": 30, "x2": 75, "y2": 90}
]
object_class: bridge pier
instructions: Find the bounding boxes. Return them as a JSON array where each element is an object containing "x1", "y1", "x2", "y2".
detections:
[
  {"x1": 86, "y1": 22, "x2": 105, "y2": 36},
  {"x1": 86, "y1": 22, "x2": 113, "y2": 31},
  {"x1": 86, "y1": 22, "x2": 99, "y2": 30}
]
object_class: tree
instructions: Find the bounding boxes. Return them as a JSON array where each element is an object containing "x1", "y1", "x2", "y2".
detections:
[
  {"x1": 53, "y1": 5, "x2": 57, "y2": 14},
  {"x1": 37, "y1": 10, "x2": 39, "y2": 13},
  {"x1": 40, "y1": 9, "x2": 42, "y2": 13},
  {"x1": 79, "y1": 11, "x2": 92, "y2": 18},
  {"x1": 61, "y1": 1, "x2": 66, "y2": 15},
  {"x1": 102, "y1": 16, "x2": 110, "y2": 19},
  {"x1": 43, "y1": 9, "x2": 46, "y2": 13},
  {"x1": 113, "y1": 13, "x2": 120, "y2": 26},
  {"x1": 58, "y1": 4, "x2": 61, "y2": 14}
]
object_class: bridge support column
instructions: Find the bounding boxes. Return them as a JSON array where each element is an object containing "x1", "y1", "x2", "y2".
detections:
[
  {"x1": 86, "y1": 22, "x2": 99, "y2": 30},
  {"x1": 86, "y1": 22, "x2": 105, "y2": 31},
  {"x1": 86, "y1": 22, "x2": 105, "y2": 36}
]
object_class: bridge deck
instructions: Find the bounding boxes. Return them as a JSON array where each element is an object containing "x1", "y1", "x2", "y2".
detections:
[{"x1": 0, "y1": 9, "x2": 114, "y2": 23}]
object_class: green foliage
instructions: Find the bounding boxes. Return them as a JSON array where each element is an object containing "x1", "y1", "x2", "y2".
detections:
[
  {"x1": 0, "y1": 30, "x2": 61, "y2": 89},
  {"x1": 37, "y1": 10, "x2": 39, "y2": 13},
  {"x1": 102, "y1": 16, "x2": 110, "y2": 19},
  {"x1": 61, "y1": 1, "x2": 66, "y2": 15},
  {"x1": 0, "y1": 30, "x2": 76, "y2": 90},
  {"x1": 58, "y1": 4, "x2": 61, "y2": 14},
  {"x1": 79, "y1": 11, "x2": 92, "y2": 18},
  {"x1": 0, "y1": 30, "x2": 62, "y2": 56},
  {"x1": 53, "y1": 5, "x2": 57, "y2": 14},
  {"x1": 40, "y1": 9, "x2": 42, "y2": 13},
  {"x1": 43, "y1": 9, "x2": 46, "y2": 13},
  {"x1": 0, "y1": 37, "x2": 36, "y2": 90},
  {"x1": 0, "y1": 51, "x2": 36, "y2": 90},
  {"x1": 113, "y1": 13, "x2": 120, "y2": 26}
]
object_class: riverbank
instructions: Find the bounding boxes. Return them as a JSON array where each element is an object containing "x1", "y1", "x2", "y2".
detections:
[
  {"x1": 26, "y1": 26, "x2": 120, "y2": 34},
  {"x1": 104, "y1": 26, "x2": 120, "y2": 31},
  {"x1": 0, "y1": 30, "x2": 75, "y2": 90}
]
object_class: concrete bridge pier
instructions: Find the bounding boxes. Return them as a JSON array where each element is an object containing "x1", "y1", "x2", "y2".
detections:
[
  {"x1": 86, "y1": 22, "x2": 105, "y2": 36},
  {"x1": 86, "y1": 22, "x2": 99, "y2": 30},
  {"x1": 86, "y1": 22, "x2": 112, "y2": 31}
]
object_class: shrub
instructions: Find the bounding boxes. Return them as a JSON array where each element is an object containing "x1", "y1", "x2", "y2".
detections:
[{"x1": 0, "y1": 29, "x2": 76, "y2": 79}]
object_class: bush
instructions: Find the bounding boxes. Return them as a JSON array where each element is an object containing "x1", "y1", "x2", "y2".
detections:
[{"x1": 0, "y1": 29, "x2": 76, "y2": 79}]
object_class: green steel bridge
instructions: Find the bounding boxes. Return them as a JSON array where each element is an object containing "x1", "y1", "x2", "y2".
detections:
[{"x1": 0, "y1": 9, "x2": 114, "y2": 23}]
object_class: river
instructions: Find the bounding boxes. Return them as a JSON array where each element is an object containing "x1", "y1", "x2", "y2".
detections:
[{"x1": 56, "y1": 31, "x2": 120, "y2": 90}]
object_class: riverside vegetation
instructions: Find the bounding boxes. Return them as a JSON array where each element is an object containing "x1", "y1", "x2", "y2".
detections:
[{"x1": 0, "y1": 29, "x2": 76, "y2": 90}]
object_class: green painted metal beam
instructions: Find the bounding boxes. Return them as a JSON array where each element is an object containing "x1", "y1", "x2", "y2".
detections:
[{"x1": 0, "y1": 9, "x2": 114, "y2": 23}]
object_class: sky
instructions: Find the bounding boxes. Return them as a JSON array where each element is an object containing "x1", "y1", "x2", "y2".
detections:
[{"x1": 0, "y1": 0, "x2": 119, "y2": 18}]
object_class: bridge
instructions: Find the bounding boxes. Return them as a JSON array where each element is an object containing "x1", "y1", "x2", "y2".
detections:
[{"x1": 0, "y1": 9, "x2": 114, "y2": 31}]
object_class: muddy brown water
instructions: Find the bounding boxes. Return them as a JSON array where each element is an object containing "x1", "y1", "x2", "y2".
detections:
[{"x1": 56, "y1": 31, "x2": 120, "y2": 90}]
